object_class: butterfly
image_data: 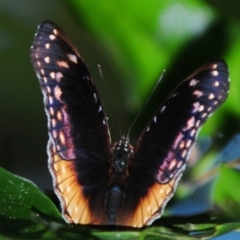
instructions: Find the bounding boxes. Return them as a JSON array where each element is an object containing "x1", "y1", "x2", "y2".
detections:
[{"x1": 30, "y1": 20, "x2": 229, "y2": 227}]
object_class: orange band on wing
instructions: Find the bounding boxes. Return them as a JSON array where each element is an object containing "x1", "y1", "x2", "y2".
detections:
[
  {"x1": 48, "y1": 140, "x2": 94, "y2": 225},
  {"x1": 123, "y1": 172, "x2": 182, "y2": 227}
]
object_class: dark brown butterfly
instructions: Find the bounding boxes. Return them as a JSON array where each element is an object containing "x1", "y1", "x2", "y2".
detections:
[{"x1": 30, "y1": 20, "x2": 229, "y2": 227}]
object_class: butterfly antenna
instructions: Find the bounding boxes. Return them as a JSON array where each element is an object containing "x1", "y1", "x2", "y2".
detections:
[
  {"x1": 126, "y1": 70, "x2": 166, "y2": 139},
  {"x1": 98, "y1": 64, "x2": 122, "y2": 136}
]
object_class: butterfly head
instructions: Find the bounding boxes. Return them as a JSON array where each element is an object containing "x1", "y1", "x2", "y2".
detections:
[{"x1": 111, "y1": 137, "x2": 133, "y2": 173}]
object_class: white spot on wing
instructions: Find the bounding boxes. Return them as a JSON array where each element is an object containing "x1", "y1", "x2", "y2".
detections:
[
  {"x1": 45, "y1": 43, "x2": 50, "y2": 49},
  {"x1": 50, "y1": 72, "x2": 55, "y2": 79},
  {"x1": 193, "y1": 102, "x2": 200, "y2": 113},
  {"x1": 186, "y1": 139, "x2": 191, "y2": 148},
  {"x1": 214, "y1": 81, "x2": 219, "y2": 87},
  {"x1": 208, "y1": 93, "x2": 215, "y2": 100},
  {"x1": 49, "y1": 34, "x2": 56, "y2": 40},
  {"x1": 52, "y1": 130, "x2": 58, "y2": 138},
  {"x1": 172, "y1": 132, "x2": 184, "y2": 149},
  {"x1": 56, "y1": 72, "x2": 63, "y2": 82},
  {"x1": 211, "y1": 64, "x2": 217, "y2": 69},
  {"x1": 44, "y1": 57, "x2": 50, "y2": 63},
  {"x1": 182, "y1": 116, "x2": 195, "y2": 131},
  {"x1": 168, "y1": 158, "x2": 177, "y2": 170},
  {"x1": 193, "y1": 90, "x2": 203, "y2": 98},
  {"x1": 93, "y1": 93, "x2": 97, "y2": 103},
  {"x1": 160, "y1": 105, "x2": 166, "y2": 113},
  {"x1": 179, "y1": 141, "x2": 185, "y2": 149},
  {"x1": 190, "y1": 129, "x2": 195, "y2": 137},
  {"x1": 211, "y1": 70, "x2": 218, "y2": 76},
  {"x1": 199, "y1": 105, "x2": 204, "y2": 112},
  {"x1": 49, "y1": 107, "x2": 55, "y2": 116},
  {"x1": 57, "y1": 111, "x2": 62, "y2": 120},
  {"x1": 190, "y1": 79, "x2": 199, "y2": 86},
  {"x1": 54, "y1": 86, "x2": 62, "y2": 101},
  {"x1": 48, "y1": 96, "x2": 53, "y2": 105},
  {"x1": 46, "y1": 86, "x2": 51, "y2": 94},
  {"x1": 177, "y1": 161, "x2": 183, "y2": 169},
  {"x1": 68, "y1": 54, "x2": 78, "y2": 64},
  {"x1": 57, "y1": 61, "x2": 69, "y2": 68},
  {"x1": 53, "y1": 29, "x2": 58, "y2": 35},
  {"x1": 207, "y1": 107, "x2": 212, "y2": 112},
  {"x1": 59, "y1": 131, "x2": 65, "y2": 145},
  {"x1": 181, "y1": 149, "x2": 187, "y2": 158},
  {"x1": 51, "y1": 119, "x2": 56, "y2": 127},
  {"x1": 195, "y1": 120, "x2": 201, "y2": 127}
]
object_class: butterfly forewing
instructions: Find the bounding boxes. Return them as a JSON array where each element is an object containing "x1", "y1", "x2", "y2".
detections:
[
  {"x1": 125, "y1": 60, "x2": 229, "y2": 226},
  {"x1": 31, "y1": 20, "x2": 229, "y2": 228},
  {"x1": 31, "y1": 21, "x2": 111, "y2": 159},
  {"x1": 31, "y1": 21, "x2": 111, "y2": 225},
  {"x1": 133, "y1": 60, "x2": 228, "y2": 180}
]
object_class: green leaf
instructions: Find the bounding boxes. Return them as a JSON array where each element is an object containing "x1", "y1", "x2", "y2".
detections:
[
  {"x1": 213, "y1": 165, "x2": 240, "y2": 220},
  {"x1": 0, "y1": 167, "x2": 62, "y2": 236},
  {"x1": 1, "y1": 164, "x2": 240, "y2": 239},
  {"x1": 212, "y1": 222, "x2": 240, "y2": 238}
]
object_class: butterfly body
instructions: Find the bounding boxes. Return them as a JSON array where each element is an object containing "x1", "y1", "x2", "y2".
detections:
[{"x1": 31, "y1": 21, "x2": 229, "y2": 227}]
